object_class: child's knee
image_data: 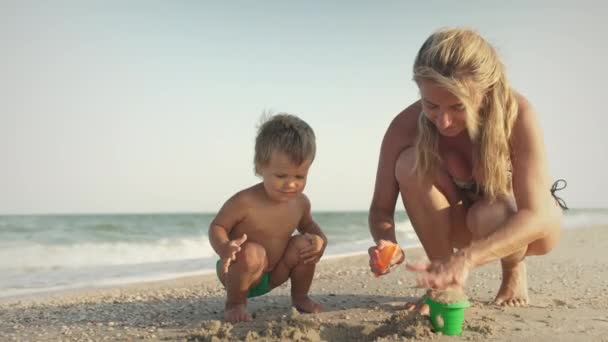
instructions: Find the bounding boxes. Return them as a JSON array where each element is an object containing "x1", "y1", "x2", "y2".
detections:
[
  {"x1": 236, "y1": 242, "x2": 267, "y2": 272},
  {"x1": 284, "y1": 235, "x2": 310, "y2": 265},
  {"x1": 290, "y1": 234, "x2": 311, "y2": 249}
]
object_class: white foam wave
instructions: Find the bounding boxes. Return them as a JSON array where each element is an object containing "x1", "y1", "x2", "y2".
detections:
[
  {"x1": 0, "y1": 237, "x2": 215, "y2": 271},
  {"x1": 395, "y1": 219, "x2": 414, "y2": 233}
]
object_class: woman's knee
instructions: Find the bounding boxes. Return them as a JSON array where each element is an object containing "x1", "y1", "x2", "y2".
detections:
[
  {"x1": 466, "y1": 196, "x2": 516, "y2": 238},
  {"x1": 236, "y1": 242, "x2": 267, "y2": 272},
  {"x1": 395, "y1": 148, "x2": 418, "y2": 188},
  {"x1": 527, "y1": 208, "x2": 562, "y2": 256}
]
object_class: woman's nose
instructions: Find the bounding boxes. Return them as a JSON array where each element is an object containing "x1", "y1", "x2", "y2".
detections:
[{"x1": 436, "y1": 111, "x2": 453, "y2": 129}]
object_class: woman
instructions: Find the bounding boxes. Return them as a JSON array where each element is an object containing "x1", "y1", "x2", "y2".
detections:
[{"x1": 368, "y1": 27, "x2": 566, "y2": 308}]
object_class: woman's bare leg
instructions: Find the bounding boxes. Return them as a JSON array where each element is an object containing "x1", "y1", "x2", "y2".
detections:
[
  {"x1": 396, "y1": 147, "x2": 561, "y2": 308},
  {"x1": 466, "y1": 196, "x2": 527, "y2": 306},
  {"x1": 395, "y1": 147, "x2": 471, "y2": 313},
  {"x1": 467, "y1": 195, "x2": 561, "y2": 306},
  {"x1": 395, "y1": 148, "x2": 471, "y2": 260}
]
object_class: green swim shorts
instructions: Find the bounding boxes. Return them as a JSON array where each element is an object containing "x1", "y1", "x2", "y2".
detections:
[{"x1": 215, "y1": 260, "x2": 271, "y2": 298}]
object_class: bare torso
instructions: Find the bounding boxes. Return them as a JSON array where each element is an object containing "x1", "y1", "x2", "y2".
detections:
[
  {"x1": 228, "y1": 184, "x2": 306, "y2": 271},
  {"x1": 371, "y1": 92, "x2": 560, "y2": 255},
  {"x1": 377, "y1": 100, "x2": 503, "y2": 194}
]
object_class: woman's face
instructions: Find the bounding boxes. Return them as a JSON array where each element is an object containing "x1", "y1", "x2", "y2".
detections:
[{"x1": 418, "y1": 79, "x2": 480, "y2": 137}]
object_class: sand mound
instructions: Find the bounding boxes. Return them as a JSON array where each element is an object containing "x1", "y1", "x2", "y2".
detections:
[
  {"x1": 188, "y1": 308, "x2": 322, "y2": 341},
  {"x1": 426, "y1": 288, "x2": 468, "y2": 304},
  {"x1": 188, "y1": 320, "x2": 234, "y2": 341},
  {"x1": 254, "y1": 308, "x2": 321, "y2": 341},
  {"x1": 370, "y1": 310, "x2": 436, "y2": 340}
]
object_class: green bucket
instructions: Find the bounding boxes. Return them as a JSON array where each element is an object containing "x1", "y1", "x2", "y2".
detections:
[{"x1": 424, "y1": 297, "x2": 470, "y2": 336}]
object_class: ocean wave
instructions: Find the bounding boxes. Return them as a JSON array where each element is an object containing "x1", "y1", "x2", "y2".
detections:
[
  {"x1": 395, "y1": 219, "x2": 414, "y2": 233},
  {"x1": 0, "y1": 210, "x2": 605, "y2": 299},
  {"x1": 0, "y1": 237, "x2": 215, "y2": 271}
]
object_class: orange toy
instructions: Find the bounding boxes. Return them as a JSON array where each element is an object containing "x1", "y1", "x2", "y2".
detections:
[{"x1": 374, "y1": 243, "x2": 399, "y2": 276}]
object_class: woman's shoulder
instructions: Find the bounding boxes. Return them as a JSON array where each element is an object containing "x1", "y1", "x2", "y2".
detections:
[
  {"x1": 396, "y1": 100, "x2": 423, "y2": 120},
  {"x1": 380, "y1": 101, "x2": 422, "y2": 151},
  {"x1": 508, "y1": 90, "x2": 541, "y2": 137},
  {"x1": 386, "y1": 100, "x2": 422, "y2": 138},
  {"x1": 513, "y1": 90, "x2": 534, "y2": 117},
  {"x1": 509, "y1": 90, "x2": 544, "y2": 148}
]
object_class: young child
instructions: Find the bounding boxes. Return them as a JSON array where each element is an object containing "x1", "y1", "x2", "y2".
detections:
[{"x1": 208, "y1": 113, "x2": 327, "y2": 323}]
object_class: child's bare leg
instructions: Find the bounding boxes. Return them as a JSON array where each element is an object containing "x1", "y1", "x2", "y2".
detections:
[
  {"x1": 290, "y1": 261, "x2": 321, "y2": 313},
  {"x1": 270, "y1": 235, "x2": 322, "y2": 313},
  {"x1": 222, "y1": 242, "x2": 267, "y2": 323}
]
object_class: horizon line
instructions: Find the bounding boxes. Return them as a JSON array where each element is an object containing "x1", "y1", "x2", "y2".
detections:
[{"x1": 0, "y1": 207, "x2": 605, "y2": 217}]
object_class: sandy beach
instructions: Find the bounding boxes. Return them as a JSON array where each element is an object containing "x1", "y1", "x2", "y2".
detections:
[{"x1": 1, "y1": 225, "x2": 607, "y2": 341}]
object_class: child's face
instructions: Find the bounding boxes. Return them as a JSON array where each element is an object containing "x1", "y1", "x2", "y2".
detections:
[{"x1": 258, "y1": 151, "x2": 312, "y2": 202}]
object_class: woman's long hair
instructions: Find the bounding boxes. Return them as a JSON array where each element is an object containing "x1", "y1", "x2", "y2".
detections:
[{"x1": 413, "y1": 27, "x2": 518, "y2": 199}]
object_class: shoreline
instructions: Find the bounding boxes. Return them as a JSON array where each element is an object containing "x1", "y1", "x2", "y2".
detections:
[
  {"x1": 1, "y1": 225, "x2": 607, "y2": 341},
  {"x1": 0, "y1": 243, "x2": 424, "y2": 304}
]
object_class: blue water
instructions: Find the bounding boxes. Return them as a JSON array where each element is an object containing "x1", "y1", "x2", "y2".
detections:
[{"x1": 0, "y1": 209, "x2": 606, "y2": 298}]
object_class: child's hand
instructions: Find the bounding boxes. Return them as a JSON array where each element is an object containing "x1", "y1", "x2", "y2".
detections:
[
  {"x1": 299, "y1": 233, "x2": 326, "y2": 264},
  {"x1": 368, "y1": 240, "x2": 405, "y2": 276},
  {"x1": 219, "y1": 234, "x2": 248, "y2": 274}
]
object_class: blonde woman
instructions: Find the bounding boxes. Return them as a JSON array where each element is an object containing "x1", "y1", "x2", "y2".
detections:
[{"x1": 368, "y1": 28, "x2": 567, "y2": 309}]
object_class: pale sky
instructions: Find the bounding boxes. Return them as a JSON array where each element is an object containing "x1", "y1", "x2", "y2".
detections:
[{"x1": 1, "y1": 1, "x2": 607, "y2": 214}]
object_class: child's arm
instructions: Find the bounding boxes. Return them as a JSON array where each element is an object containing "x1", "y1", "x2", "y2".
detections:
[
  {"x1": 208, "y1": 194, "x2": 247, "y2": 273},
  {"x1": 297, "y1": 195, "x2": 328, "y2": 264}
]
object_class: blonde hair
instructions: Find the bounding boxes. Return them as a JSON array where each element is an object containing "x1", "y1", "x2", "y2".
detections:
[
  {"x1": 254, "y1": 113, "x2": 316, "y2": 175},
  {"x1": 413, "y1": 27, "x2": 518, "y2": 199}
]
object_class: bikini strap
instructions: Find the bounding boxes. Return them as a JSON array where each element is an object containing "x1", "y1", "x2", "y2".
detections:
[{"x1": 550, "y1": 179, "x2": 569, "y2": 210}]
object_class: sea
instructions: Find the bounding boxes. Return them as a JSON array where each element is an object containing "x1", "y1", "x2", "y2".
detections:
[{"x1": 1, "y1": 209, "x2": 606, "y2": 299}]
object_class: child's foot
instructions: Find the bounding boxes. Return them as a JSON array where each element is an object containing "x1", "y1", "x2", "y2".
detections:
[
  {"x1": 291, "y1": 295, "x2": 323, "y2": 313},
  {"x1": 224, "y1": 303, "x2": 252, "y2": 323}
]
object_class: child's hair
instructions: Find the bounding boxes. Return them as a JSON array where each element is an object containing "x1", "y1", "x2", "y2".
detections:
[
  {"x1": 254, "y1": 113, "x2": 316, "y2": 174},
  {"x1": 413, "y1": 27, "x2": 518, "y2": 199}
]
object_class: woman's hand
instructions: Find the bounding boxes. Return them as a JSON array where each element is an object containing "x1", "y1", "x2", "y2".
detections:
[
  {"x1": 368, "y1": 240, "x2": 405, "y2": 276},
  {"x1": 406, "y1": 250, "x2": 472, "y2": 289}
]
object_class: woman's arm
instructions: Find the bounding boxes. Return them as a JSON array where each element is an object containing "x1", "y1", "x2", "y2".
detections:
[
  {"x1": 465, "y1": 96, "x2": 561, "y2": 266},
  {"x1": 408, "y1": 96, "x2": 562, "y2": 288},
  {"x1": 369, "y1": 103, "x2": 420, "y2": 243}
]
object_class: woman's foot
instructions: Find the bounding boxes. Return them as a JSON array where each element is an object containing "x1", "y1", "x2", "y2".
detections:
[
  {"x1": 224, "y1": 303, "x2": 252, "y2": 323},
  {"x1": 494, "y1": 261, "x2": 529, "y2": 306},
  {"x1": 292, "y1": 295, "x2": 323, "y2": 313}
]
